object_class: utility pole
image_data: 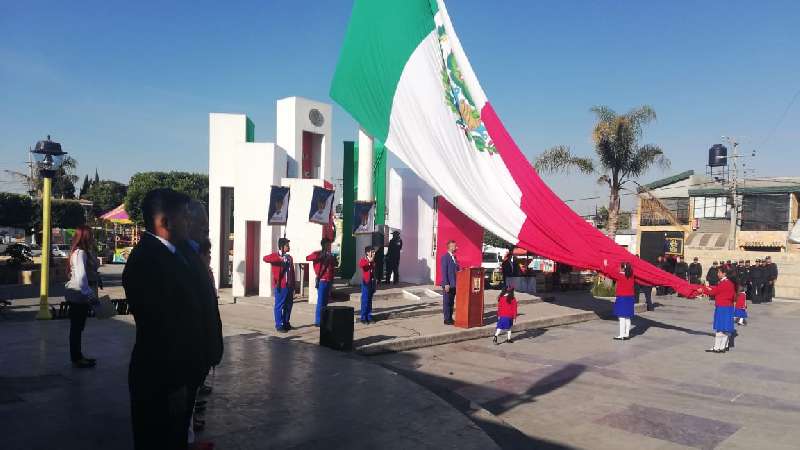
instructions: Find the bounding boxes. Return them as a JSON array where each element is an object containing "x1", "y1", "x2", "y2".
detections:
[{"x1": 722, "y1": 136, "x2": 739, "y2": 251}]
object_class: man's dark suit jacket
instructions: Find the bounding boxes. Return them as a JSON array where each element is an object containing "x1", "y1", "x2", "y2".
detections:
[
  {"x1": 123, "y1": 233, "x2": 202, "y2": 393},
  {"x1": 440, "y1": 252, "x2": 459, "y2": 288},
  {"x1": 178, "y1": 240, "x2": 224, "y2": 375}
]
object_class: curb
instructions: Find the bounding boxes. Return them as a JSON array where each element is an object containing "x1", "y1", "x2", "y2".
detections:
[{"x1": 358, "y1": 302, "x2": 646, "y2": 355}]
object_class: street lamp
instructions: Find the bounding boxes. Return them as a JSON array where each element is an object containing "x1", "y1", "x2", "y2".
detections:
[{"x1": 31, "y1": 135, "x2": 67, "y2": 320}]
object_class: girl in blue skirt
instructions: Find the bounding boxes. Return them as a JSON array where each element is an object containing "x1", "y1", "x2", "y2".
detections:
[
  {"x1": 699, "y1": 268, "x2": 736, "y2": 353},
  {"x1": 612, "y1": 262, "x2": 636, "y2": 340}
]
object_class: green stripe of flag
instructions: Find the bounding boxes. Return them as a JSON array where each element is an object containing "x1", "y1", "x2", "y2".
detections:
[{"x1": 330, "y1": 0, "x2": 437, "y2": 142}]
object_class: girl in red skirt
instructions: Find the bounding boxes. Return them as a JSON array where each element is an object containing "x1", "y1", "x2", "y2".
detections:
[{"x1": 493, "y1": 288, "x2": 518, "y2": 344}]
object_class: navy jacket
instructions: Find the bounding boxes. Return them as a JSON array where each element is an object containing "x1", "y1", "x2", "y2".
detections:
[{"x1": 440, "y1": 252, "x2": 460, "y2": 288}]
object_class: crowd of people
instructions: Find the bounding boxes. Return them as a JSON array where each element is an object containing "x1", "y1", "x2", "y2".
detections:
[
  {"x1": 610, "y1": 254, "x2": 780, "y2": 353},
  {"x1": 655, "y1": 254, "x2": 780, "y2": 303}
]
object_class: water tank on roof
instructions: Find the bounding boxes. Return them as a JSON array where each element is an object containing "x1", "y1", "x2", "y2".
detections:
[{"x1": 708, "y1": 144, "x2": 727, "y2": 167}]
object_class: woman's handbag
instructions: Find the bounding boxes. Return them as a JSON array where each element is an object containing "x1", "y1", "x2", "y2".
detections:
[{"x1": 92, "y1": 295, "x2": 117, "y2": 319}]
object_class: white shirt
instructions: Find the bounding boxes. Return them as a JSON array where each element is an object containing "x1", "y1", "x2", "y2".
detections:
[
  {"x1": 65, "y1": 249, "x2": 93, "y2": 296},
  {"x1": 145, "y1": 231, "x2": 176, "y2": 254}
]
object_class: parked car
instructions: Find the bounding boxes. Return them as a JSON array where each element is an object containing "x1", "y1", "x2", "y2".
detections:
[
  {"x1": 481, "y1": 245, "x2": 509, "y2": 288},
  {"x1": 52, "y1": 244, "x2": 70, "y2": 258}
]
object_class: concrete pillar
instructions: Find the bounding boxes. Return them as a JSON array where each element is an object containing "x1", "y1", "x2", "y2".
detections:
[
  {"x1": 357, "y1": 129, "x2": 374, "y2": 200},
  {"x1": 351, "y1": 128, "x2": 374, "y2": 285}
]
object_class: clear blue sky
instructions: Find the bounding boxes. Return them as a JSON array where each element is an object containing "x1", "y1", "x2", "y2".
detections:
[{"x1": 2, "y1": 0, "x2": 798, "y2": 215}]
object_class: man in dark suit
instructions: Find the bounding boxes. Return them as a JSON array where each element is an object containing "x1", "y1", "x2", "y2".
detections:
[
  {"x1": 439, "y1": 240, "x2": 459, "y2": 325},
  {"x1": 123, "y1": 188, "x2": 200, "y2": 450},
  {"x1": 181, "y1": 200, "x2": 224, "y2": 437},
  {"x1": 385, "y1": 231, "x2": 403, "y2": 284}
]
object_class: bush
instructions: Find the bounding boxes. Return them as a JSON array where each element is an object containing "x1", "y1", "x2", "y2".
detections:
[
  {"x1": 125, "y1": 172, "x2": 208, "y2": 224},
  {"x1": 31, "y1": 199, "x2": 87, "y2": 229},
  {"x1": 0, "y1": 192, "x2": 35, "y2": 229},
  {"x1": 591, "y1": 275, "x2": 616, "y2": 297}
]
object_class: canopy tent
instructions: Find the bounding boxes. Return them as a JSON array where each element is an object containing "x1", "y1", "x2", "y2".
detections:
[
  {"x1": 100, "y1": 204, "x2": 133, "y2": 224},
  {"x1": 330, "y1": 0, "x2": 699, "y2": 296}
]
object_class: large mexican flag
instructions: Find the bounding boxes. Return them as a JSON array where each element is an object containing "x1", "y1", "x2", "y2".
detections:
[{"x1": 331, "y1": 0, "x2": 695, "y2": 295}]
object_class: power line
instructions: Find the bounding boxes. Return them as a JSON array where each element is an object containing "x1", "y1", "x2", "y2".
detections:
[{"x1": 760, "y1": 86, "x2": 800, "y2": 146}]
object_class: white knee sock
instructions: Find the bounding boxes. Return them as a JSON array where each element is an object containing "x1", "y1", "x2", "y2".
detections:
[
  {"x1": 495, "y1": 329, "x2": 501, "y2": 337},
  {"x1": 507, "y1": 330, "x2": 512, "y2": 340},
  {"x1": 721, "y1": 333, "x2": 730, "y2": 349},
  {"x1": 624, "y1": 318, "x2": 631, "y2": 337},
  {"x1": 618, "y1": 318, "x2": 625, "y2": 338},
  {"x1": 713, "y1": 332, "x2": 723, "y2": 350}
]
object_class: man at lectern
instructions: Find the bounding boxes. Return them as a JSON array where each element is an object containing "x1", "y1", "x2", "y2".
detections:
[{"x1": 440, "y1": 240, "x2": 460, "y2": 325}]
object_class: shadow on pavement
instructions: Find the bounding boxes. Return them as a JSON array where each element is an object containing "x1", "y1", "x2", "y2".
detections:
[{"x1": 629, "y1": 316, "x2": 714, "y2": 339}]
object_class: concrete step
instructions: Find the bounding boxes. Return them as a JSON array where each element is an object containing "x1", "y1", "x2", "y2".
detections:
[{"x1": 776, "y1": 286, "x2": 800, "y2": 299}]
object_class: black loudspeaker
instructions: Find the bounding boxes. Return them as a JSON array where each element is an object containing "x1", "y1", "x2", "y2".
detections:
[{"x1": 320, "y1": 306, "x2": 354, "y2": 351}]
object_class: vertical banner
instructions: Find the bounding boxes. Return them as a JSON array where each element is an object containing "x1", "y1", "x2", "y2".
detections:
[
  {"x1": 353, "y1": 201, "x2": 376, "y2": 235},
  {"x1": 268, "y1": 186, "x2": 290, "y2": 225},
  {"x1": 309, "y1": 186, "x2": 335, "y2": 225}
]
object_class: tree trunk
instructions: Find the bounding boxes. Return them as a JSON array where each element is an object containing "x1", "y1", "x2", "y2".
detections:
[{"x1": 607, "y1": 187, "x2": 621, "y2": 240}]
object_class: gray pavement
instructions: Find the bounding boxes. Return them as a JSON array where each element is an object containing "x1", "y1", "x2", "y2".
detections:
[
  {"x1": 373, "y1": 295, "x2": 800, "y2": 450},
  {"x1": 0, "y1": 315, "x2": 498, "y2": 450}
]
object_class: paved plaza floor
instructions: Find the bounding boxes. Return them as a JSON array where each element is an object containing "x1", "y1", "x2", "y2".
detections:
[
  {"x1": 373, "y1": 295, "x2": 800, "y2": 450},
  {"x1": 2, "y1": 265, "x2": 799, "y2": 449}
]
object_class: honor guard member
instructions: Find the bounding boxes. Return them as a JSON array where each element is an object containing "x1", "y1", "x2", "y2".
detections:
[
  {"x1": 263, "y1": 238, "x2": 296, "y2": 332},
  {"x1": 765, "y1": 256, "x2": 778, "y2": 302},
  {"x1": 750, "y1": 260, "x2": 765, "y2": 303},
  {"x1": 358, "y1": 246, "x2": 377, "y2": 324},
  {"x1": 306, "y1": 238, "x2": 336, "y2": 327},
  {"x1": 385, "y1": 231, "x2": 403, "y2": 284},
  {"x1": 688, "y1": 257, "x2": 703, "y2": 284},
  {"x1": 706, "y1": 261, "x2": 720, "y2": 286}
]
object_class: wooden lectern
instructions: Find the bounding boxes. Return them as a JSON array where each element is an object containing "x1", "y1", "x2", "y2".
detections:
[{"x1": 455, "y1": 267, "x2": 485, "y2": 328}]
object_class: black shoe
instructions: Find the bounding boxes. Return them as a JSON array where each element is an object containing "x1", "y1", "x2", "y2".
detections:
[
  {"x1": 507, "y1": 338, "x2": 514, "y2": 344},
  {"x1": 613, "y1": 337, "x2": 625, "y2": 341},
  {"x1": 444, "y1": 320, "x2": 454, "y2": 325},
  {"x1": 72, "y1": 359, "x2": 96, "y2": 369},
  {"x1": 623, "y1": 337, "x2": 631, "y2": 341},
  {"x1": 277, "y1": 327, "x2": 288, "y2": 333},
  {"x1": 705, "y1": 349, "x2": 717, "y2": 353},
  {"x1": 492, "y1": 336, "x2": 498, "y2": 344},
  {"x1": 285, "y1": 323, "x2": 293, "y2": 331}
]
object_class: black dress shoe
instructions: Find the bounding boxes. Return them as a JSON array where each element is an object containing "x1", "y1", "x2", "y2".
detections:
[
  {"x1": 492, "y1": 336, "x2": 498, "y2": 344},
  {"x1": 705, "y1": 349, "x2": 717, "y2": 353},
  {"x1": 72, "y1": 359, "x2": 96, "y2": 369},
  {"x1": 507, "y1": 338, "x2": 514, "y2": 344}
]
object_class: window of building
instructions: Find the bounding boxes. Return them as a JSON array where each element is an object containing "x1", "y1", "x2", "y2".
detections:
[
  {"x1": 741, "y1": 194, "x2": 789, "y2": 231},
  {"x1": 640, "y1": 197, "x2": 690, "y2": 226},
  {"x1": 693, "y1": 196, "x2": 728, "y2": 219}
]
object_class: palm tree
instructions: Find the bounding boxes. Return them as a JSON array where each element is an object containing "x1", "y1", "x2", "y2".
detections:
[
  {"x1": 3, "y1": 155, "x2": 79, "y2": 199},
  {"x1": 534, "y1": 105, "x2": 669, "y2": 239}
]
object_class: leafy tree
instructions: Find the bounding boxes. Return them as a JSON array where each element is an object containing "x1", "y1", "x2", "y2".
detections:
[
  {"x1": 593, "y1": 206, "x2": 632, "y2": 231},
  {"x1": 0, "y1": 193, "x2": 35, "y2": 228},
  {"x1": 533, "y1": 105, "x2": 668, "y2": 239},
  {"x1": 125, "y1": 172, "x2": 209, "y2": 224},
  {"x1": 483, "y1": 229, "x2": 511, "y2": 249},
  {"x1": 84, "y1": 180, "x2": 128, "y2": 216}
]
